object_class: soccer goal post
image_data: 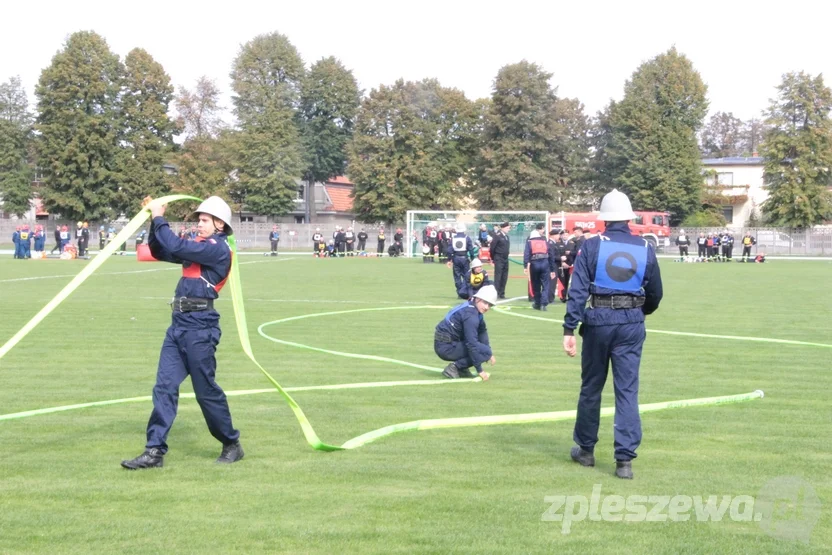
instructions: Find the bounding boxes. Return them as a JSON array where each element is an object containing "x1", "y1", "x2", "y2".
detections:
[{"x1": 405, "y1": 210, "x2": 551, "y2": 258}]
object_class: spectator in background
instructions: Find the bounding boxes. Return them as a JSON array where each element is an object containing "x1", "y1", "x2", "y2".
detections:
[{"x1": 675, "y1": 229, "x2": 691, "y2": 260}]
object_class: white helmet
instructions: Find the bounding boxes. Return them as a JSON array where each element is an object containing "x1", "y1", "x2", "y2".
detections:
[
  {"x1": 315, "y1": 227, "x2": 320, "y2": 232},
  {"x1": 470, "y1": 258, "x2": 483, "y2": 269},
  {"x1": 454, "y1": 222, "x2": 466, "y2": 233},
  {"x1": 194, "y1": 196, "x2": 233, "y2": 234},
  {"x1": 598, "y1": 189, "x2": 636, "y2": 222},
  {"x1": 679, "y1": 229, "x2": 685, "y2": 234},
  {"x1": 473, "y1": 284, "x2": 498, "y2": 306}
]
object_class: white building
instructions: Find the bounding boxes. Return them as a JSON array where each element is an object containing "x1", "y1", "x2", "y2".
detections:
[{"x1": 701, "y1": 157, "x2": 765, "y2": 228}]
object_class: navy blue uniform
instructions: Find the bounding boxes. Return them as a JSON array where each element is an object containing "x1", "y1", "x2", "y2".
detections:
[
  {"x1": 459, "y1": 269, "x2": 492, "y2": 299},
  {"x1": 524, "y1": 235, "x2": 556, "y2": 308},
  {"x1": 18, "y1": 229, "x2": 32, "y2": 259},
  {"x1": 12, "y1": 230, "x2": 20, "y2": 259},
  {"x1": 447, "y1": 232, "x2": 474, "y2": 296},
  {"x1": 145, "y1": 216, "x2": 240, "y2": 454},
  {"x1": 269, "y1": 230, "x2": 280, "y2": 255},
  {"x1": 434, "y1": 301, "x2": 492, "y2": 375},
  {"x1": 564, "y1": 222, "x2": 663, "y2": 462}
]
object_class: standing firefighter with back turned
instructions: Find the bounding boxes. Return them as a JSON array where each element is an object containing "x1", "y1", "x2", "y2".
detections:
[
  {"x1": 122, "y1": 196, "x2": 244, "y2": 469},
  {"x1": 562, "y1": 189, "x2": 663, "y2": 480}
]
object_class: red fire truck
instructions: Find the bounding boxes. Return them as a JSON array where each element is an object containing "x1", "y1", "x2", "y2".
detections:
[{"x1": 549, "y1": 210, "x2": 671, "y2": 247}]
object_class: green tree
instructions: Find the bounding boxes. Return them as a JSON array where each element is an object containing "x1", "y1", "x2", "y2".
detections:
[
  {"x1": 35, "y1": 31, "x2": 124, "y2": 221},
  {"x1": 300, "y1": 57, "x2": 360, "y2": 183},
  {"x1": 0, "y1": 76, "x2": 33, "y2": 217},
  {"x1": 594, "y1": 47, "x2": 708, "y2": 223},
  {"x1": 116, "y1": 48, "x2": 178, "y2": 216},
  {"x1": 474, "y1": 61, "x2": 588, "y2": 210},
  {"x1": 700, "y1": 111, "x2": 744, "y2": 157},
  {"x1": 170, "y1": 78, "x2": 233, "y2": 217},
  {"x1": 230, "y1": 32, "x2": 306, "y2": 216},
  {"x1": 348, "y1": 78, "x2": 480, "y2": 223},
  {"x1": 761, "y1": 71, "x2": 832, "y2": 227}
]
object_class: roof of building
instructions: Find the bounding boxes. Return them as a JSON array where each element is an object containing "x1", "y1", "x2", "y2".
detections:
[
  {"x1": 701, "y1": 157, "x2": 764, "y2": 166},
  {"x1": 323, "y1": 185, "x2": 354, "y2": 213},
  {"x1": 321, "y1": 176, "x2": 355, "y2": 213},
  {"x1": 328, "y1": 175, "x2": 353, "y2": 185}
]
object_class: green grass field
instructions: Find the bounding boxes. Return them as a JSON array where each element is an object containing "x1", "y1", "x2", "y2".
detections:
[{"x1": 0, "y1": 253, "x2": 830, "y2": 554}]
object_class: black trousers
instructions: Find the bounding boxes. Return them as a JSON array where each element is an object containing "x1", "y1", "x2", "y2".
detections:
[
  {"x1": 493, "y1": 257, "x2": 509, "y2": 298},
  {"x1": 270, "y1": 240, "x2": 278, "y2": 253}
]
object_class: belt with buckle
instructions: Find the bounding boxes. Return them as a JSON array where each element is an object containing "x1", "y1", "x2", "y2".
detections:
[
  {"x1": 170, "y1": 297, "x2": 214, "y2": 312},
  {"x1": 589, "y1": 295, "x2": 645, "y2": 309}
]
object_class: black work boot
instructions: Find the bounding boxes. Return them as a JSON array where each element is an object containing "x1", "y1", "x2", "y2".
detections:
[
  {"x1": 570, "y1": 446, "x2": 595, "y2": 467},
  {"x1": 615, "y1": 460, "x2": 633, "y2": 479},
  {"x1": 217, "y1": 441, "x2": 244, "y2": 464},
  {"x1": 121, "y1": 448, "x2": 164, "y2": 470},
  {"x1": 442, "y1": 363, "x2": 460, "y2": 379}
]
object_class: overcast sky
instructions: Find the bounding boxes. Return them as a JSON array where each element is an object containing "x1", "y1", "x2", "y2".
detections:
[{"x1": 3, "y1": 0, "x2": 830, "y2": 124}]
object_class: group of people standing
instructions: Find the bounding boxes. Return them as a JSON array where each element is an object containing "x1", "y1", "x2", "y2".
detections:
[
  {"x1": 11, "y1": 225, "x2": 46, "y2": 259},
  {"x1": 524, "y1": 226, "x2": 586, "y2": 311},
  {"x1": 675, "y1": 229, "x2": 760, "y2": 262},
  {"x1": 311, "y1": 225, "x2": 391, "y2": 257}
]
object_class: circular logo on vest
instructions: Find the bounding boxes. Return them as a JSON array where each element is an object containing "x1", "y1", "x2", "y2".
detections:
[{"x1": 605, "y1": 252, "x2": 638, "y2": 282}]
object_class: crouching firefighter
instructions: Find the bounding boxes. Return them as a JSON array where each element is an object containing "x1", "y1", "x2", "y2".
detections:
[
  {"x1": 434, "y1": 284, "x2": 498, "y2": 381},
  {"x1": 122, "y1": 196, "x2": 243, "y2": 470},
  {"x1": 458, "y1": 257, "x2": 492, "y2": 299}
]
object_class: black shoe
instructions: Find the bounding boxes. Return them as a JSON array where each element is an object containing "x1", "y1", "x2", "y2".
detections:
[
  {"x1": 615, "y1": 460, "x2": 633, "y2": 479},
  {"x1": 217, "y1": 441, "x2": 244, "y2": 464},
  {"x1": 532, "y1": 304, "x2": 540, "y2": 310},
  {"x1": 442, "y1": 363, "x2": 460, "y2": 379},
  {"x1": 498, "y1": 295, "x2": 506, "y2": 300},
  {"x1": 570, "y1": 446, "x2": 595, "y2": 467},
  {"x1": 560, "y1": 296, "x2": 567, "y2": 303},
  {"x1": 540, "y1": 305, "x2": 548, "y2": 312},
  {"x1": 457, "y1": 367, "x2": 474, "y2": 378},
  {"x1": 121, "y1": 448, "x2": 164, "y2": 470}
]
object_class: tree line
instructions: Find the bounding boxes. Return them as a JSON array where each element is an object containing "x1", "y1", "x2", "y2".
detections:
[{"x1": 1, "y1": 31, "x2": 830, "y2": 228}]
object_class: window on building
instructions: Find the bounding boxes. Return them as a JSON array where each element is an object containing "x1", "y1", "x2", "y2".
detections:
[
  {"x1": 240, "y1": 216, "x2": 253, "y2": 223},
  {"x1": 717, "y1": 172, "x2": 733, "y2": 185},
  {"x1": 295, "y1": 216, "x2": 305, "y2": 224},
  {"x1": 296, "y1": 184, "x2": 305, "y2": 200},
  {"x1": 722, "y1": 206, "x2": 733, "y2": 223}
]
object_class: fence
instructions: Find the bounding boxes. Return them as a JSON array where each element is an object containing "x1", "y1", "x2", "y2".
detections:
[
  {"x1": 3, "y1": 220, "x2": 832, "y2": 256},
  {"x1": 0, "y1": 219, "x2": 403, "y2": 252}
]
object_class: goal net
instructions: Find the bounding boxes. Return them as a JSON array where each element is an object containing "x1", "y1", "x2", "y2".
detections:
[{"x1": 405, "y1": 210, "x2": 550, "y2": 258}]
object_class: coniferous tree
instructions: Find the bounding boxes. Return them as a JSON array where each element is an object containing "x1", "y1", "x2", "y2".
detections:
[
  {"x1": 116, "y1": 48, "x2": 178, "y2": 216},
  {"x1": 593, "y1": 48, "x2": 708, "y2": 222},
  {"x1": 0, "y1": 76, "x2": 33, "y2": 216},
  {"x1": 35, "y1": 31, "x2": 124, "y2": 221},
  {"x1": 230, "y1": 32, "x2": 306, "y2": 216},
  {"x1": 761, "y1": 71, "x2": 832, "y2": 227}
]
